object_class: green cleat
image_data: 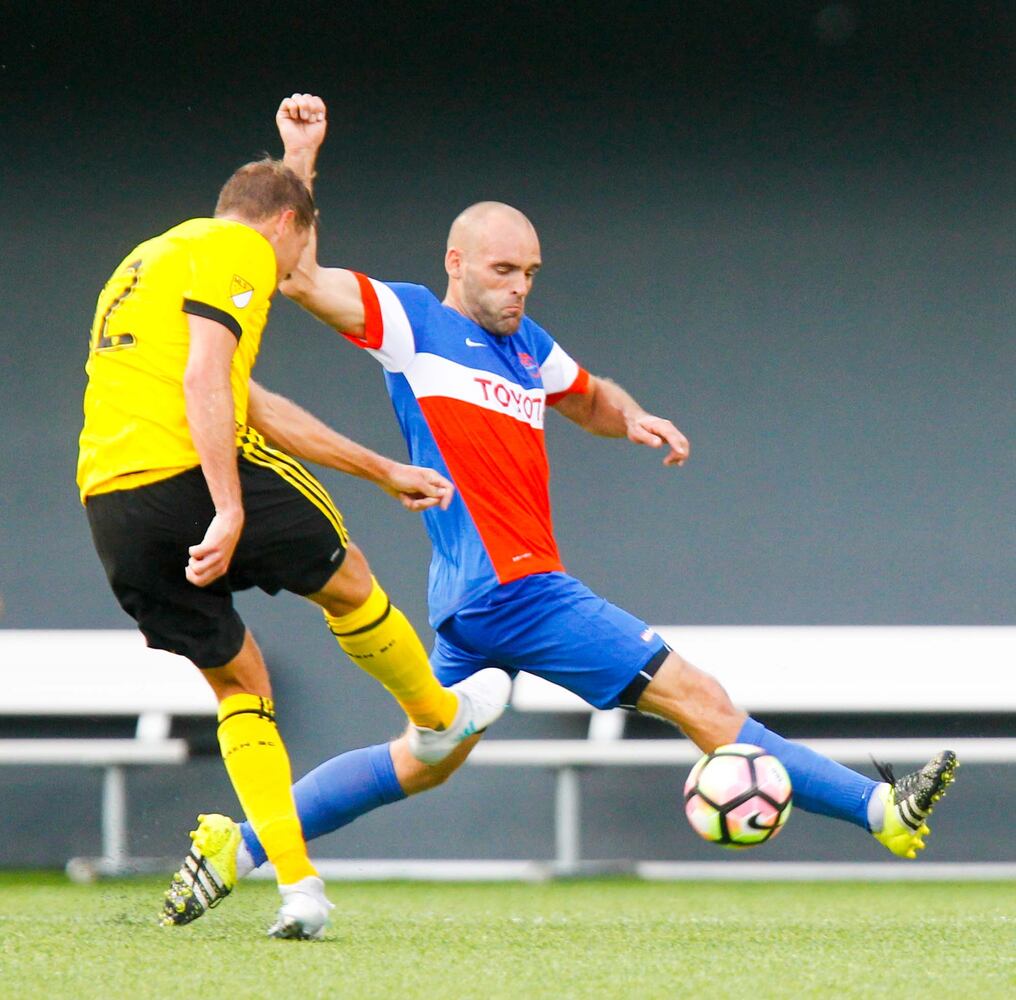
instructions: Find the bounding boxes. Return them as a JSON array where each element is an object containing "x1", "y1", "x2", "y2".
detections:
[
  {"x1": 871, "y1": 751, "x2": 958, "y2": 859},
  {"x1": 160, "y1": 813, "x2": 241, "y2": 926}
]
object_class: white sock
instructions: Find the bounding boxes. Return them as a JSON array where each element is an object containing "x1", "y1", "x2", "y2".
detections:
[
  {"x1": 867, "y1": 782, "x2": 890, "y2": 832},
  {"x1": 235, "y1": 838, "x2": 256, "y2": 879}
]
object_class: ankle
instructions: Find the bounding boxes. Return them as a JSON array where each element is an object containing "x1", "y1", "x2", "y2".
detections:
[
  {"x1": 866, "y1": 782, "x2": 890, "y2": 832},
  {"x1": 235, "y1": 837, "x2": 256, "y2": 879}
]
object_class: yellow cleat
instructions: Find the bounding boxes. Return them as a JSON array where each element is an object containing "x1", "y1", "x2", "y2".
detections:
[
  {"x1": 871, "y1": 752, "x2": 958, "y2": 859},
  {"x1": 160, "y1": 813, "x2": 241, "y2": 926}
]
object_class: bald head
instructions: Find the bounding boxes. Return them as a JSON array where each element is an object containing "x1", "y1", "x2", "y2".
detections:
[
  {"x1": 447, "y1": 201, "x2": 538, "y2": 252},
  {"x1": 444, "y1": 202, "x2": 542, "y2": 335}
]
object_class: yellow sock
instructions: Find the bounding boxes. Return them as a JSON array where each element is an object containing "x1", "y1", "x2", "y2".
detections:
[
  {"x1": 217, "y1": 694, "x2": 316, "y2": 885},
  {"x1": 325, "y1": 578, "x2": 458, "y2": 730}
]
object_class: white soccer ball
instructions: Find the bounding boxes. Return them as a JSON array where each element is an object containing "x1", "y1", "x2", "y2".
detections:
[{"x1": 684, "y1": 743, "x2": 793, "y2": 848}]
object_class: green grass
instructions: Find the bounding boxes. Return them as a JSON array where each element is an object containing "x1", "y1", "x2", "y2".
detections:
[{"x1": 0, "y1": 874, "x2": 1013, "y2": 999}]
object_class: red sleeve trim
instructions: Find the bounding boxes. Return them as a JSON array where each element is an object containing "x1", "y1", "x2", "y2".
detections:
[
  {"x1": 339, "y1": 272, "x2": 384, "y2": 350},
  {"x1": 546, "y1": 366, "x2": 590, "y2": 406}
]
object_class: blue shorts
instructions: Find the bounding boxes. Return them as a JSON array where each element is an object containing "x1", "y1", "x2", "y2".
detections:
[{"x1": 431, "y1": 573, "x2": 670, "y2": 710}]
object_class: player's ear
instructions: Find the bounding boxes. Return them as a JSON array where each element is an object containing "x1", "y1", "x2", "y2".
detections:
[
  {"x1": 277, "y1": 208, "x2": 297, "y2": 237},
  {"x1": 445, "y1": 246, "x2": 462, "y2": 278}
]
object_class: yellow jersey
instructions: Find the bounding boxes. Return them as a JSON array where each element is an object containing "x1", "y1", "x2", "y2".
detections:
[{"x1": 77, "y1": 218, "x2": 276, "y2": 500}]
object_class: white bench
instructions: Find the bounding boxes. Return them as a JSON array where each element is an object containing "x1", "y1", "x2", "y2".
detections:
[
  {"x1": 468, "y1": 626, "x2": 1016, "y2": 873},
  {"x1": 0, "y1": 630, "x2": 217, "y2": 877}
]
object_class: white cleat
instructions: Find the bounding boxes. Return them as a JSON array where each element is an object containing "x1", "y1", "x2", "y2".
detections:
[
  {"x1": 408, "y1": 668, "x2": 512, "y2": 765},
  {"x1": 267, "y1": 875, "x2": 334, "y2": 941}
]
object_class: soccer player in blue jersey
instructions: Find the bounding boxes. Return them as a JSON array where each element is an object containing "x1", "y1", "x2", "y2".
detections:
[{"x1": 166, "y1": 94, "x2": 958, "y2": 919}]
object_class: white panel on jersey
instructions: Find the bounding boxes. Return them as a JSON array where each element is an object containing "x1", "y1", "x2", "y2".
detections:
[
  {"x1": 405, "y1": 353, "x2": 547, "y2": 429},
  {"x1": 367, "y1": 279, "x2": 417, "y2": 372},
  {"x1": 539, "y1": 341, "x2": 580, "y2": 395}
]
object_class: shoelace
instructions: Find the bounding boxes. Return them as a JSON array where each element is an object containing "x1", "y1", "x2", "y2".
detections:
[{"x1": 871, "y1": 758, "x2": 897, "y2": 786}]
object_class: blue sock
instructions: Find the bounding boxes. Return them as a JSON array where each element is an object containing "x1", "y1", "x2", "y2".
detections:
[
  {"x1": 738, "y1": 717, "x2": 878, "y2": 830},
  {"x1": 240, "y1": 742, "x2": 406, "y2": 868}
]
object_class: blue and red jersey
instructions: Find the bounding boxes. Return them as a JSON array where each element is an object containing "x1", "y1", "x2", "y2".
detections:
[{"x1": 341, "y1": 276, "x2": 589, "y2": 626}]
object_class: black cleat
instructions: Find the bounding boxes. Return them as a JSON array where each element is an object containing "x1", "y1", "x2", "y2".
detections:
[
  {"x1": 159, "y1": 813, "x2": 239, "y2": 926},
  {"x1": 871, "y1": 751, "x2": 958, "y2": 858}
]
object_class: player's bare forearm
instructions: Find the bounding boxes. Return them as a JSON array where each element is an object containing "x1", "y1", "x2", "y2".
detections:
[
  {"x1": 183, "y1": 315, "x2": 245, "y2": 585},
  {"x1": 248, "y1": 381, "x2": 390, "y2": 480},
  {"x1": 248, "y1": 382, "x2": 454, "y2": 510},
  {"x1": 274, "y1": 93, "x2": 371, "y2": 339},
  {"x1": 185, "y1": 379, "x2": 243, "y2": 515},
  {"x1": 184, "y1": 319, "x2": 243, "y2": 518},
  {"x1": 554, "y1": 375, "x2": 690, "y2": 466},
  {"x1": 277, "y1": 93, "x2": 327, "y2": 192},
  {"x1": 185, "y1": 377, "x2": 241, "y2": 486},
  {"x1": 557, "y1": 375, "x2": 643, "y2": 437}
]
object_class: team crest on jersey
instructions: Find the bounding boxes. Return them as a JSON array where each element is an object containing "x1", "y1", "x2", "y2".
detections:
[
  {"x1": 230, "y1": 275, "x2": 254, "y2": 309},
  {"x1": 517, "y1": 351, "x2": 539, "y2": 373}
]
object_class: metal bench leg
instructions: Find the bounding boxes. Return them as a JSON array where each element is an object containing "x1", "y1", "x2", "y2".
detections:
[
  {"x1": 555, "y1": 766, "x2": 581, "y2": 874},
  {"x1": 101, "y1": 765, "x2": 128, "y2": 872}
]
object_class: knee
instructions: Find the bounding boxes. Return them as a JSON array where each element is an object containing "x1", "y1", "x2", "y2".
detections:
[
  {"x1": 315, "y1": 543, "x2": 376, "y2": 617},
  {"x1": 637, "y1": 651, "x2": 738, "y2": 716},
  {"x1": 200, "y1": 632, "x2": 273, "y2": 700}
]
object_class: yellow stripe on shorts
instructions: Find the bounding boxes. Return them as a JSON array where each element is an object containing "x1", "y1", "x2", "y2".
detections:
[{"x1": 239, "y1": 432, "x2": 349, "y2": 544}]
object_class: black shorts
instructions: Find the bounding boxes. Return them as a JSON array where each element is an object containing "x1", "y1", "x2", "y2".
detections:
[{"x1": 86, "y1": 453, "x2": 348, "y2": 669}]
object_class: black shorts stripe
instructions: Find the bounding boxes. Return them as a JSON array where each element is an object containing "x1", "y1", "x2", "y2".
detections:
[
  {"x1": 616, "y1": 643, "x2": 672, "y2": 710},
  {"x1": 182, "y1": 298, "x2": 242, "y2": 339},
  {"x1": 241, "y1": 444, "x2": 348, "y2": 543}
]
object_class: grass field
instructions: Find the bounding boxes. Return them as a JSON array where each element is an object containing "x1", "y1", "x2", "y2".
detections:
[{"x1": 0, "y1": 874, "x2": 1013, "y2": 998}]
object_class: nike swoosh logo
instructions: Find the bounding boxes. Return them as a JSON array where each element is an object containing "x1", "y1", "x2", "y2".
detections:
[
  {"x1": 465, "y1": 338, "x2": 486, "y2": 347},
  {"x1": 746, "y1": 813, "x2": 775, "y2": 830}
]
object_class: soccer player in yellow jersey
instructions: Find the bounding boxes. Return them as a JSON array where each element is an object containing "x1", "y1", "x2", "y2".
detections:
[{"x1": 78, "y1": 124, "x2": 510, "y2": 938}]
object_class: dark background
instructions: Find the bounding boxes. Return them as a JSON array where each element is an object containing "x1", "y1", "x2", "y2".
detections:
[{"x1": 1, "y1": 2, "x2": 1013, "y2": 866}]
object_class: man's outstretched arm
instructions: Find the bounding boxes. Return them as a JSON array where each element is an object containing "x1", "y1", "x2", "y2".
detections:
[
  {"x1": 248, "y1": 381, "x2": 453, "y2": 511},
  {"x1": 552, "y1": 375, "x2": 690, "y2": 467},
  {"x1": 275, "y1": 93, "x2": 367, "y2": 335}
]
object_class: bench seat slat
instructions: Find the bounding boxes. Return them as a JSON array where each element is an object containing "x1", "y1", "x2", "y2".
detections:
[
  {"x1": 0, "y1": 739, "x2": 189, "y2": 765},
  {"x1": 469, "y1": 737, "x2": 1016, "y2": 767},
  {"x1": 0, "y1": 630, "x2": 217, "y2": 716}
]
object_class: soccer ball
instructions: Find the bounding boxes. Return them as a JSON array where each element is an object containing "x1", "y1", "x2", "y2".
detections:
[{"x1": 684, "y1": 743, "x2": 793, "y2": 848}]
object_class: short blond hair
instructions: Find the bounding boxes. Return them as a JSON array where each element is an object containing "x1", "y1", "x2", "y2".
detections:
[{"x1": 214, "y1": 158, "x2": 315, "y2": 230}]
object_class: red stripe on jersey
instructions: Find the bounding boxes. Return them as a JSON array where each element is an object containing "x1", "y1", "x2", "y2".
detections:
[
  {"x1": 546, "y1": 366, "x2": 590, "y2": 406},
  {"x1": 340, "y1": 272, "x2": 384, "y2": 350},
  {"x1": 418, "y1": 396, "x2": 565, "y2": 583}
]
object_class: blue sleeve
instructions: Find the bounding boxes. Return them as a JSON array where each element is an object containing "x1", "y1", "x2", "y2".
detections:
[{"x1": 521, "y1": 317, "x2": 559, "y2": 366}]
